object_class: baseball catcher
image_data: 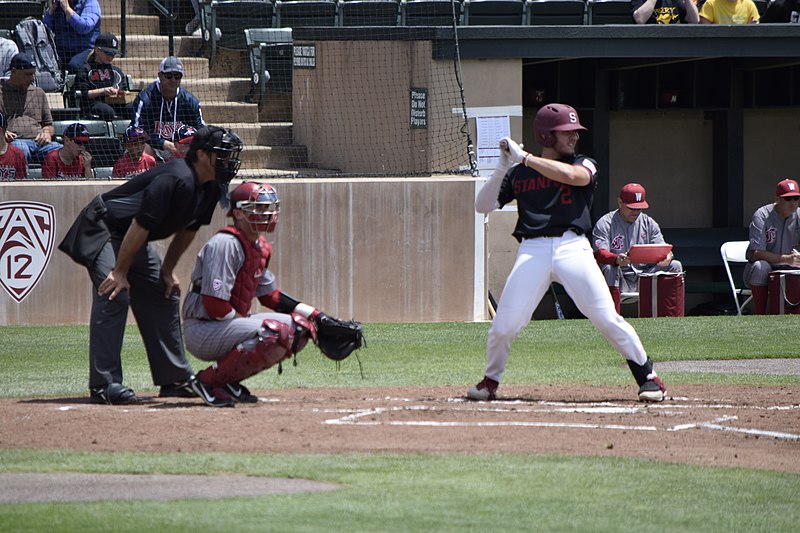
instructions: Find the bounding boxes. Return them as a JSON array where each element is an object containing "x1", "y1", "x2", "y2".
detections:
[{"x1": 182, "y1": 181, "x2": 364, "y2": 405}]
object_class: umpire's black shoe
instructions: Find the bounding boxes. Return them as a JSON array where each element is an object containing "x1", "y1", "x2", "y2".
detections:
[
  {"x1": 224, "y1": 382, "x2": 259, "y2": 403},
  {"x1": 90, "y1": 383, "x2": 137, "y2": 405},
  {"x1": 159, "y1": 380, "x2": 198, "y2": 398},
  {"x1": 188, "y1": 375, "x2": 236, "y2": 408}
]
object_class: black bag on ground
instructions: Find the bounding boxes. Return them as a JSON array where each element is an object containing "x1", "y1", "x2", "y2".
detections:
[
  {"x1": 58, "y1": 195, "x2": 111, "y2": 266},
  {"x1": 14, "y1": 17, "x2": 65, "y2": 93}
]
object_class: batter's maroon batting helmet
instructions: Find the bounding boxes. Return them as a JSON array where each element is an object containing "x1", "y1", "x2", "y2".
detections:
[
  {"x1": 533, "y1": 104, "x2": 587, "y2": 148},
  {"x1": 229, "y1": 181, "x2": 280, "y2": 233}
]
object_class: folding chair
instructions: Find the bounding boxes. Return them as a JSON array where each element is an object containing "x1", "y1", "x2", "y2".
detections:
[
  {"x1": 400, "y1": 0, "x2": 463, "y2": 26},
  {"x1": 464, "y1": 0, "x2": 526, "y2": 24},
  {"x1": 338, "y1": 0, "x2": 400, "y2": 26},
  {"x1": 275, "y1": 0, "x2": 338, "y2": 28},
  {"x1": 720, "y1": 240, "x2": 753, "y2": 316},
  {"x1": 245, "y1": 27, "x2": 293, "y2": 109},
  {"x1": 525, "y1": 0, "x2": 585, "y2": 25},
  {"x1": 587, "y1": 0, "x2": 633, "y2": 24}
]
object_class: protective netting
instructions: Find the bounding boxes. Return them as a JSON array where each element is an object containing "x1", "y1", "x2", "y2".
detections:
[{"x1": 0, "y1": 0, "x2": 473, "y2": 180}]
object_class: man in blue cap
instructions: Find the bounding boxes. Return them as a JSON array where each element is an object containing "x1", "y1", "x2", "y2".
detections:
[{"x1": 0, "y1": 53, "x2": 62, "y2": 164}]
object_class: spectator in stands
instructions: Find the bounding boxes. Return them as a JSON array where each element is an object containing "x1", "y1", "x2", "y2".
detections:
[
  {"x1": 699, "y1": 0, "x2": 760, "y2": 23},
  {"x1": 743, "y1": 179, "x2": 800, "y2": 314},
  {"x1": 632, "y1": 0, "x2": 700, "y2": 23},
  {"x1": 43, "y1": 0, "x2": 102, "y2": 74},
  {"x1": 131, "y1": 56, "x2": 206, "y2": 162},
  {"x1": 592, "y1": 183, "x2": 682, "y2": 314},
  {"x1": 112, "y1": 126, "x2": 156, "y2": 179},
  {"x1": 0, "y1": 112, "x2": 27, "y2": 179},
  {"x1": 168, "y1": 125, "x2": 196, "y2": 161},
  {"x1": 760, "y1": 0, "x2": 800, "y2": 22},
  {"x1": 42, "y1": 122, "x2": 93, "y2": 179},
  {"x1": 0, "y1": 36, "x2": 19, "y2": 78},
  {"x1": 74, "y1": 32, "x2": 132, "y2": 121},
  {"x1": 0, "y1": 53, "x2": 62, "y2": 164}
]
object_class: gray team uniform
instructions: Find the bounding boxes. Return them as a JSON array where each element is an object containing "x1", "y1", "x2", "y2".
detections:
[
  {"x1": 592, "y1": 210, "x2": 683, "y2": 293},
  {"x1": 182, "y1": 232, "x2": 292, "y2": 361},
  {"x1": 743, "y1": 204, "x2": 800, "y2": 287}
]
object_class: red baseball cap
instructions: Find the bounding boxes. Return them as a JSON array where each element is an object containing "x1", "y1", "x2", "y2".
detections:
[
  {"x1": 619, "y1": 183, "x2": 649, "y2": 209},
  {"x1": 776, "y1": 179, "x2": 800, "y2": 197}
]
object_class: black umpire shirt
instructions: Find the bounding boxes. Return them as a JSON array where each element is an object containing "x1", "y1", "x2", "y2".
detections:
[{"x1": 101, "y1": 158, "x2": 221, "y2": 240}]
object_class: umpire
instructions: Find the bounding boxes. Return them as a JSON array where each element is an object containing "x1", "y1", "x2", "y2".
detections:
[{"x1": 60, "y1": 126, "x2": 243, "y2": 406}]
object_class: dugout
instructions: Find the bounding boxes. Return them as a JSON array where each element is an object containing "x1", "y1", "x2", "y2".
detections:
[{"x1": 291, "y1": 24, "x2": 800, "y2": 317}]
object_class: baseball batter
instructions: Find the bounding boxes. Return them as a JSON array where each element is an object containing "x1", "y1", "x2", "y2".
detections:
[
  {"x1": 592, "y1": 183, "x2": 682, "y2": 312},
  {"x1": 182, "y1": 181, "x2": 322, "y2": 405},
  {"x1": 743, "y1": 178, "x2": 800, "y2": 314},
  {"x1": 468, "y1": 104, "x2": 666, "y2": 403}
]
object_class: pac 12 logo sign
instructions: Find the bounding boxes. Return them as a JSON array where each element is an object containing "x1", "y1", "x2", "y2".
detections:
[{"x1": 0, "y1": 201, "x2": 56, "y2": 303}]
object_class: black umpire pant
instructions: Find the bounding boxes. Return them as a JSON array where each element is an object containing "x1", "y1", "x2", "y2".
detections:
[{"x1": 87, "y1": 236, "x2": 195, "y2": 389}]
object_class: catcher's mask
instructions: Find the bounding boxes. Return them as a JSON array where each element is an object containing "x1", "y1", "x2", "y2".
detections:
[
  {"x1": 188, "y1": 126, "x2": 243, "y2": 184},
  {"x1": 229, "y1": 181, "x2": 280, "y2": 233},
  {"x1": 533, "y1": 103, "x2": 587, "y2": 148}
]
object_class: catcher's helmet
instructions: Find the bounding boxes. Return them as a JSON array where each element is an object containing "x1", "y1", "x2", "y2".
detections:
[
  {"x1": 229, "y1": 181, "x2": 280, "y2": 233},
  {"x1": 533, "y1": 104, "x2": 587, "y2": 148},
  {"x1": 188, "y1": 126, "x2": 243, "y2": 184}
]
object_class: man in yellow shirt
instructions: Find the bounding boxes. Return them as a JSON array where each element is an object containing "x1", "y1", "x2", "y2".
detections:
[{"x1": 699, "y1": 0, "x2": 760, "y2": 23}]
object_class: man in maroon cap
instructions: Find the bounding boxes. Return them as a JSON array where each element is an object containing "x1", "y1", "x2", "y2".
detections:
[
  {"x1": 592, "y1": 182, "x2": 682, "y2": 313},
  {"x1": 743, "y1": 179, "x2": 800, "y2": 314},
  {"x1": 42, "y1": 122, "x2": 92, "y2": 179}
]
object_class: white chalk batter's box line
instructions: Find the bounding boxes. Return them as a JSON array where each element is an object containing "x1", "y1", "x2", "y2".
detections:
[{"x1": 319, "y1": 398, "x2": 800, "y2": 441}]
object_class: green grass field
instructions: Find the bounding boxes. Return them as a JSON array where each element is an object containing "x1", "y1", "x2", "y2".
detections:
[{"x1": 2, "y1": 317, "x2": 799, "y2": 532}]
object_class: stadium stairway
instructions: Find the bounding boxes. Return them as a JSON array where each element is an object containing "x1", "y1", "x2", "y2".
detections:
[{"x1": 93, "y1": 0, "x2": 306, "y2": 173}]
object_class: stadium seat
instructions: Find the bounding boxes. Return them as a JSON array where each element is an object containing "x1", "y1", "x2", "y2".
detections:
[
  {"x1": 274, "y1": 0, "x2": 338, "y2": 28},
  {"x1": 111, "y1": 119, "x2": 132, "y2": 140},
  {"x1": 753, "y1": 0, "x2": 768, "y2": 15},
  {"x1": 88, "y1": 136, "x2": 125, "y2": 171},
  {"x1": 338, "y1": 0, "x2": 401, "y2": 26},
  {"x1": 245, "y1": 27, "x2": 293, "y2": 108},
  {"x1": 720, "y1": 241, "x2": 753, "y2": 316},
  {"x1": 52, "y1": 119, "x2": 111, "y2": 143},
  {"x1": 400, "y1": 0, "x2": 463, "y2": 25},
  {"x1": 209, "y1": 0, "x2": 275, "y2": 65},
  {"x1": 587, "y1": 0, "x2": 633, "y2": 24},
  {"x1": 525, "y1": 0, "x2": 585, "y2": 25},
  {"x1": 0, "y1": 1, "x2": 44, "y2": 33},
  {"x1": 464, "y1": 0, "x2": 526, "y2": 25}
]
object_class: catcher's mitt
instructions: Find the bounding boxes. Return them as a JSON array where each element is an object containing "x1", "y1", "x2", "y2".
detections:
[{"x1": 315, "y1": 312, "x2": 364, "y2": 361}]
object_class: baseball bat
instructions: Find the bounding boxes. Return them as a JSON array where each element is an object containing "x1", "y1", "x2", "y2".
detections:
[{"x1": 550, "y1": 283, "x2": 565, "y2": 320}]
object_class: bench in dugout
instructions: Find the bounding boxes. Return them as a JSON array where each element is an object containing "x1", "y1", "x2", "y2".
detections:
[{"x1": 245, "y1": 27, "x2": 293, "y2": 110}]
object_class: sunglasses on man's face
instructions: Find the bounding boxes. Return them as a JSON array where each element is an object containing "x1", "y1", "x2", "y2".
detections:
[
  {"x1": 162, "y1": 72, "x2": 182, "y2": 80},
  {"x1": 782, "y1": 196, "x2": 800, "y2": 202}
]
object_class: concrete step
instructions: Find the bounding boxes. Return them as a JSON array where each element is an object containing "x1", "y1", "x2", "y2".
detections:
[
  {"x1": 239, "y1": 145, "x2": 309, "y2": 170},
  {"x1": 216, "y1": 122, "x2": 294, "y2": 146},
  {"x1": 180, "y1": 78, "x2": 253, "y2": 103},
  {"x1": 120, "y1": 35, "x2": 204, "y2": 61},
  {"x1": 102, "y1": 15, "x2": 161, "y2": 37},
  {"x1": 115, "y1": 56, "x2": 209, "y2": 82},
  {"x1": 202, "y1": 102, "x2": 259, "y2": 124},
  {"x1": 100, "y1": 0, "x2": 152, "y2": 16}
]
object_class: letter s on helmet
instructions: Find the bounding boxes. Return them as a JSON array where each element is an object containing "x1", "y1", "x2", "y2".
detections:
[
  {"x1": 533, "y1": 104, "x2": 587, "y2": 148},
  {"x1": 229, "y1": 181, "x2": 280, "y2": 233}
]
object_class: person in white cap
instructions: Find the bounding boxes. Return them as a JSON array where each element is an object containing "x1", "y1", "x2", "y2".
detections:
[
  {"x1": 130, "y1": 56, "x2": 205, "y2": 162},
  {"x1": 592, "y1": 182, "x2": 682, "y2": 313}
]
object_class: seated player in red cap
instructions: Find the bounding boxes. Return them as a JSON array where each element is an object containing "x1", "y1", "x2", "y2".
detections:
[
  {"x1": 42, "y1": 123, "x2": 93, "y2": 179},
  {"x1": 743, "y1": 178, "x2": 800, "y2": 314},
  {"x1": 592, "y1": 182, "x2": 682, "y2": 313},
  {"x1": 112, "y1": 126, "x2": 157, "y2": 179},
  {"x1": 168, "y1": 125, "x2": 196, "y2": 161}
]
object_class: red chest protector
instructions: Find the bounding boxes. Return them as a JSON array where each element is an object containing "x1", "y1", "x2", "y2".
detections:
[{"x1": 220, "y1": 226, "x2": 271, "y2": 316}]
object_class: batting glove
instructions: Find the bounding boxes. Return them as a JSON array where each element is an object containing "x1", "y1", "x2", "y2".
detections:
[{"x1": 501, "y1": 136, "x2": 528, "y2": 165}]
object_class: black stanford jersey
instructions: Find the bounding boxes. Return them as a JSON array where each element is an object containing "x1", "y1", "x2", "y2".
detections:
[{"x1": 497, "y1": 154, "x2": 598, "y2": 242}]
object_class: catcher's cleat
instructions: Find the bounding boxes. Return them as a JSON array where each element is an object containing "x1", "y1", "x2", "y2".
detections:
[
  {"x1": 638, "y1": 376, "x2": 667, "y2": 402},
  {"x1": 158, "y1": 380, "x2": 199, "y2": 398},
  {"x1": 90, "y1": 383, "x2": 137, "y2": 405},
  {"x1": 467, "y1": 377, "x2": 499, "y2": 401},
  {"x1": 224, "y1": 382, "x2": 258, "y2": 403},
  {"x1": 188, "y1": 375, "x2": 236, "y2": 408}
]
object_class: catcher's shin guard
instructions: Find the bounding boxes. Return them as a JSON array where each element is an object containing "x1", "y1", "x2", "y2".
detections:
[{"x1": 198, "y1": 319, "x2": 294, "y2": 387}]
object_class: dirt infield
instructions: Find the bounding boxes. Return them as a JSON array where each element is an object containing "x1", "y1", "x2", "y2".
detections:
[{"x1": 2, "y1": 383, "x2": 799, "y2": 476}]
